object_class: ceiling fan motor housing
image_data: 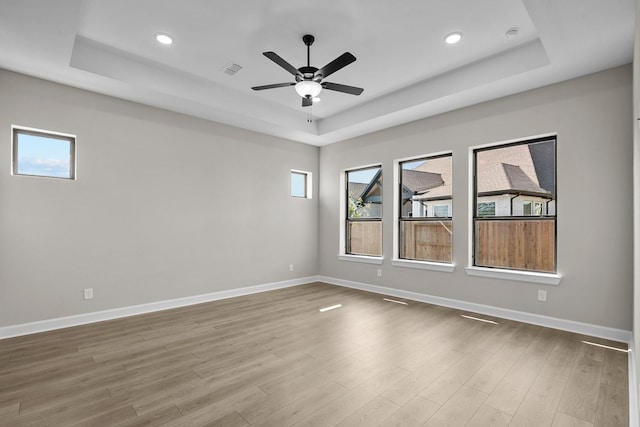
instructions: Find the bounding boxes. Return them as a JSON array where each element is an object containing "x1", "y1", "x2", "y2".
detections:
[{"x1": 296, "y1": 66, "x2": 321, "y2": 82}]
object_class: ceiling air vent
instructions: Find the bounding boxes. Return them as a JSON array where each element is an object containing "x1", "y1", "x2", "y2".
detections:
[{"x1": 222, "y1": 62, "x2": 242, "y2": 76}]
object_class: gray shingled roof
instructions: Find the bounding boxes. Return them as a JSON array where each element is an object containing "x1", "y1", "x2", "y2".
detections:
[
  {"x1": 410, "y1": 156, "x2": 453, "y2": 200},
  {"x1": 347, "y1": 182, "x2": 368, "y2": 199},
  {"x1": 476, "y1": 142, "x2": 554, "y2": 197},
  {"x1": 502, "y1": 163, "x2": 547, "y2": 194},
  {"x1": 415, "y1": 184, "x2": 452, "y2": 200},
  {"x1": 349, "y1": 141, "x2": 553, "y2": 202},
  {"x1": 402, "y1": 169, "x2": 443, "y2": 194}
]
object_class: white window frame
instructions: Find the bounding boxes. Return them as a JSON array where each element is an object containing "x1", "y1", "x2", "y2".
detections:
[
  {"x1": 11, "y1": 125, "x2": 77, "y2": 180},
  {"x1": 466, "y1": 133, "x2": 560, "y2": 285},
  {"x1": 290, "y1": 169, "x2": 312, "y2": 199},
  {"x1": 392, "y1": 151, "x2": 455, "y2": 273}
]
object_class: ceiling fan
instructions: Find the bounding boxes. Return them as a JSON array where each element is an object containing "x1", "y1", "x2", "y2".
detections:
[{"x1": 251, "y1": 34, "x2": 364, "y2": 107}]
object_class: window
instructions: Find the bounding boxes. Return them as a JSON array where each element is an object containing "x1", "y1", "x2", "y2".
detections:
[
  {"x1": 523, "y1": 201, "x2": 543, "y2": 216},
  {"x1": 12, "y1": 126, "x2": 76, "y2": 179},
  {"x1": 346, "y1": 166, "x2": 382, "y2": 257},
  {"x1": 473, "y1": 136, "x2": 556, "y2": 273},
  {"x1": 291, "y1": 170, "x2": 311, "y2": 198},
  {"x1": 477, "y1": 202, "x2": 496, "y2": 216},
  {"x1": 398, "y1": 153, "x2": 452, "y2": 263},
  {"x1": 433, "y1": 204, "x2": 449, "y2": 217}
]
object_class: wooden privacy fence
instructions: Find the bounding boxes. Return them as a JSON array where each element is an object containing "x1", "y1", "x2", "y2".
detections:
[
  {"x1": 401, "y1": 220, "x2": 452, "y2": 262},
  {"x1": 475, "y1": 219, "x2": 555, "y2": 272},
  {"x1": 348, "y1": 221, "x2": 382, "y2": 256},
  {"x1": 349, "y1": 218, "x2": 554, "y2": 272}
]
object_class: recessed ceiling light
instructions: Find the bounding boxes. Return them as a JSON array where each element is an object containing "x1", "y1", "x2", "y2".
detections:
[
  {"x1": 155, "y1": 33, "x2": 173, "y2": 45},
  {"x1": 444, "y1": 32, "x2": 463, "y2": 45},
  {"x1": 312, "y1": 97, "x2": 321, "y2": 103}
]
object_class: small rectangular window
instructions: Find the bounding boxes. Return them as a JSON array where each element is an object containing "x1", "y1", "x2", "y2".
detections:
[
  {"x1": 477, "y1": 202, "x2": 496, "y2": 216},
  {"x1": 12, "y1": 126, "x2": 76, "y2": 179},
  {"x1": 290, "y1": 170, "x2": 311, "y2": 198},
  {"x1": 534, "y1": 202, "x2": 543, "y2": 215},
  {"x1": 398, "y1": 153, "x2": 452, "y2": 263},
  {"x1": 433, "y1": 204, "x2": 449, "y2": 217},
  {"x1": 522, "y1": 201, "x2": 544, "y2": 216},
  {"x1": 346, "y1": 166, "x2": 382, "y2": 256}
]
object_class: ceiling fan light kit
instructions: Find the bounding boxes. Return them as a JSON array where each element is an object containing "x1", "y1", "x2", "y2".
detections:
[
  {"x1": 295, "y1": 80, "x2": 322, "y2": 98},
  {"x1": 251, "y1": 34, "x2": 363, "y2": 114}
]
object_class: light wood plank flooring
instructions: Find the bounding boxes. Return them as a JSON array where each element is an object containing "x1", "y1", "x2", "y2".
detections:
[{"x1": 0, "y1": 282, "x2": 629, "y2": 426}]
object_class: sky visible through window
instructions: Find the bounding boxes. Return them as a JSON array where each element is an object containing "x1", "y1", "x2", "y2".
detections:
[
  {"x1": 401, "y1": 160, "x2": 425, "y2": 170},
  {"x1": 348, "y1": 167, "x2": 380, "y2": 184},
  {"x1": 15, "y1": 133, "x2": 72, "y2": 178},
  {"x1": 291, "y1": 172, "x2": 306, "y2": 197}
]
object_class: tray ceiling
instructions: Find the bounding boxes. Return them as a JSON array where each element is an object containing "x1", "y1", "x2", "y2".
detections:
[{"x1": 0, "y1": 0, "x2": 633, "y2": 145}]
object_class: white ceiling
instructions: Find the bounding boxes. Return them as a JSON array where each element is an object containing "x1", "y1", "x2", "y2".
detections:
[{"x1": 0, "y1": 0, "x2": 634, "y2": 146}]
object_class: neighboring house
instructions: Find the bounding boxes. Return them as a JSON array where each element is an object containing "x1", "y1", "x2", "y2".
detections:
[
  {"x1": 476, "y1": 142, "x2": 555, "y2": 216},
  {"x1": 348, "y1": 169, "x2": 383, "y2": 218},
  {"x1": 406, "y1": 156, "x2": 453, "y2": 218},
  {"x1": 350, "y1": 142, "x2": 554, "y2": 219}
]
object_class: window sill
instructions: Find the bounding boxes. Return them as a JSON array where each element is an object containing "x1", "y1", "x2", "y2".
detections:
[
  {"x1": 392, "y1": 259, "x2": 455, "y2": 273},
  {"x1": 338, "y1": 254, "x2": 384, "y2": 265},
  {"x1": 464, "y1": 266, "x2": 561, "y2": 285}
]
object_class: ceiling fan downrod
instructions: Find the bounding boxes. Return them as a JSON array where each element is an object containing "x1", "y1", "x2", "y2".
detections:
[{"x1": 303, "y1": 34, "x2": 314, "y2": 68}]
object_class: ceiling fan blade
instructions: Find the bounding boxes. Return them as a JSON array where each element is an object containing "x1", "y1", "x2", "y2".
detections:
[
  {"x1": 317, "y1": 52, "x2": 356, "y2": 79},
  {"x1": 322, "y1": 82, "x2": 364, "y2": 95},
  {"x1": 302, "y1": 97, "x2": 313, "y2": 107},
  {"x1": 251, "y1": 82, "x2": 295, "y2": 91},
  {"x1": 263, "y1": 52, "x2": 301, "y2": 77}
]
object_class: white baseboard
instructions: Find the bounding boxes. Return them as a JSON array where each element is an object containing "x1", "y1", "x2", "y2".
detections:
[
  {"x1": 4, "y1": 275, "x2": 630, "y2": 344},
  {"x1": 0, "y1": 276, "x2": 319, "y2": 339},
  {"x1": 319, "y1": 276, "x2": 633, "y2": 343}
]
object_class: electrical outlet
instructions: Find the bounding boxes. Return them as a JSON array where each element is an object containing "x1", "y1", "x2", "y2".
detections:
[
  {"x1": 537, "y1": 289, "x2": 547, "y2": 302},
  {"x1": 289, "y1": 264, "x2": 294, "y2": 272},
  {"x1": 84, "y1": 288, "x2": 93, "y2": 300},
  {"x1": 377, "y1": 269, "x2": 382, "y2": 277}
]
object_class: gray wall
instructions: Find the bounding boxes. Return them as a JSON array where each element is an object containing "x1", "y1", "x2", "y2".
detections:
[
  {"x1": 319, "y1": 65, "x2": 633, "y2": 330},
  {"x1": 0, "y1": 70, "x2": 319, "y2": 327},
  {"x1": 0, "y1": 65, "x2": 633, "y2": 334}
]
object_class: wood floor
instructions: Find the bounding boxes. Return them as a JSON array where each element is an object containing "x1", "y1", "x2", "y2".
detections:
[{"x1": 0, "y1": 282, "x2": 629, "y2": 426}]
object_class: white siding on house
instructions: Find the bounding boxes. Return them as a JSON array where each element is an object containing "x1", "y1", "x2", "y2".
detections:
[
  {"x1": 477, "y1": 195, "x2": 512, "y2": 216},
  {"x1": 426, "y1": 200, "x2": 452, "y2": 217},
  {"x1": 477, "y1": 195, "x2": 554, "y2": 216}
]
